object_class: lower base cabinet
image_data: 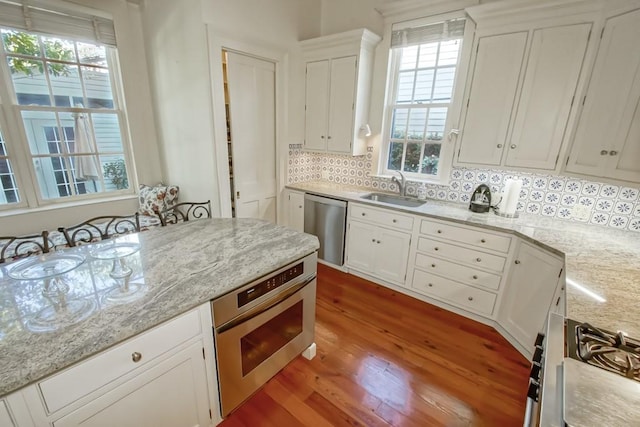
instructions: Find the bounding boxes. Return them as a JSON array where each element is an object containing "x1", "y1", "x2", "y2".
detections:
[
  {"x1": 54, "y1": 341, "x2": 211, "y2": 427},
  {"x1": 498, "y1": 241, "x2": 564, "y2": 350}
]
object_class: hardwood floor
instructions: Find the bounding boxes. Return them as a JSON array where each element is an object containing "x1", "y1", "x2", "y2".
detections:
[{"x1": 219, "y1": 264, "x2": 530, "y2": 426}]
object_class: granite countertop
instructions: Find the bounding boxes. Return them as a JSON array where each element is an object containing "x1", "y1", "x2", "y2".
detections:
[
  {"x1": 287, "y1": 181, "x2": 640, "y2": 337},
  {"x1": 0, "y1": 218, "x2": 319, "y2": 398}
]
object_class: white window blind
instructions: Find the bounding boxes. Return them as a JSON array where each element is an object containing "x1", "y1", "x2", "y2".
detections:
[
  {"x1": 391, "y1": 19, "x2": 465, "y2": 49},
  {"x1": 0, "y1": 0, "x2": 116, "y2": 46}
]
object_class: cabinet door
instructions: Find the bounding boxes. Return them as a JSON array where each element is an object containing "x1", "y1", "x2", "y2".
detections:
[
  {"x1": 506, "y1": 24, "x2": 591, "y2": 170},
  {"x1": 374, "y1": 228, "x2": 411, "y2": 285},
  {"x1": 327, "y1": 56, "x2": 357, "y2": 153},
  {"x1": 607, "y1": 92, "x2": 640, "y2": 182},
  {"x1": 498, "y1": 242, "x2": 563, "y2": 349},
  {"x1": 54, "y1": 342, "x2": 211, "y2": 427},
  {"x1": 287, "y1": 191, "x2": 305, "y2": 232},
  {"x1": 0, "y1": 400, "x2": 15, "y2": 427},
  {"x1": 304, "y1": 60, "x2": 329, "y2": 151},
  {"x1": 567, "y1": 9, "x2": 640, "y2": 179},
  {"x1": 346, "y1": 220, "x2": 376, "y2": 272},
  {"x1": 457, "y1": 32, "x2": 527, "y2": 166}
]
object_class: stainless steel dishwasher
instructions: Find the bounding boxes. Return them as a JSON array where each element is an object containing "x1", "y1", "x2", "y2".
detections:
[{"x1": 304, "y1": 193, "x2": 347, "y2": 266}]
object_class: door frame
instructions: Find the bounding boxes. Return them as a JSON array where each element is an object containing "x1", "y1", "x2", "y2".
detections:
[{"x1": 206, "y1": 28, "x2": 287, "y2": 221}]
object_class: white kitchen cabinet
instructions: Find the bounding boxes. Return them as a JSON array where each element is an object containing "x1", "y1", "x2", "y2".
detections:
[
  {"x1": 457, "y1": 23, "x2": 591, "y2": 170},
  {"x1": 346, "y1": 213, "x2": 411, "y2": 286},
  {"x1": 53, "y1": 341, "x2": 211, "y2": 427},
  {"x1": 498, "y1": 241, "x2": 564, "y2": 350},
  {"x1": 301, "y1": 29, "x2": 381, "y2": 155},
  {"x1": 566, "y1": 8, "x2": 640, "y2": 183},
  {"x1": 286, "y1": 190, "x2": 305, "y2": 232},
  {"x1": 456, "y1": 32, "x2": 528, "y2": 166},
  {"x1": 0, "y1": 399, "x2": 15, "y2": 427}
]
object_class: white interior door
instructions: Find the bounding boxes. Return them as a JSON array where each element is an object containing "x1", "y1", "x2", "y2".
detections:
[{"x1": 226, "y1": 51, "x2": 277, "y2": 222}]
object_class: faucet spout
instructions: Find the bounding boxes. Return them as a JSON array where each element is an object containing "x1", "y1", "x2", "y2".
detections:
[{"x1": 391, "y1": 171, "x2": 407, "y2": 196}]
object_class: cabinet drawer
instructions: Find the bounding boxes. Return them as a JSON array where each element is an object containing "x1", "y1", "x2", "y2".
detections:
[
  {"x1": 350, "y1": 203, "x2": 413, "y2": 230},
  {"x1": 39, "y1": 309, "x2": 202, "y2": 414},
  {"x1": 420, "y1": 219, "x2": 512, "y2": 253},
  {"x1": 415, "y1": 252, "x2": 502, "y2": 291},
  {"x1": 417, "y1": 237, "x2": 507, "y2": 272},
  {"x1": 411, "y1": 269, "x2": 496, "y2": 316}
]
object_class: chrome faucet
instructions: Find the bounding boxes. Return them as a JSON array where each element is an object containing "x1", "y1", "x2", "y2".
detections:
[{"x1": 391, "y1": 171, "x2": 407, "y2": 196}]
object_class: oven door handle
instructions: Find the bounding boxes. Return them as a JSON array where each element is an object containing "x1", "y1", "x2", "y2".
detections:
[{"x1": 216, "y1": 274, "x2": 316, "y2": 334}]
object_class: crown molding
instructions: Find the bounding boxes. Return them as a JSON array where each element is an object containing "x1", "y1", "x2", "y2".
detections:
[{"x1": 376, "y1": 0, "x2": 480, "y2": 23}]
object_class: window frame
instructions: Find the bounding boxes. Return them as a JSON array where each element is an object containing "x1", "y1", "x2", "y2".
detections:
[
  {"x1": 0, "y1": 28, "x2": 135, "y2": 212},
  {"x1": 379, "y1": 11, "x2": 475, "y2": 184}
]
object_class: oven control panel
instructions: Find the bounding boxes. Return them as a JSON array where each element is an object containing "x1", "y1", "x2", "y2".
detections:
[{"x1": 237, "y1": 262, "x2": 304, "y2": 308}]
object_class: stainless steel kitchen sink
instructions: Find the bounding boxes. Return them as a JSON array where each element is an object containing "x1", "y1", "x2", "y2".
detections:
[{"x1": 360, "y1": 192, "x2": 426, "y2": 207}]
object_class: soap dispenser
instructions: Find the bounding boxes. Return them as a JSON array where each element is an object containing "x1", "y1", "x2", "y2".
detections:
[{"x1": 469, "y1": 184, "x2": 491, "y2": 213}]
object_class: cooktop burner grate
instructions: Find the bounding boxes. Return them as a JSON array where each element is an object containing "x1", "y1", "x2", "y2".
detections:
[{"x1": 567, "y1": 320, "x2": 640, "y2": 382}]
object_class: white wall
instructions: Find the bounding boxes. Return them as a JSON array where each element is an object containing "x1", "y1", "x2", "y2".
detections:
[
  {"x1": 320, "y1": 0, "x2": 385, "y2": 36},
  {"x1": 0, "y1": 0, "x2": 163, "y2": 235}
]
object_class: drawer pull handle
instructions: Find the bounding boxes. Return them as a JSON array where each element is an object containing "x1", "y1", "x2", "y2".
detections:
[
  {"x1": 437, "y1": 229, "x2": 442, "y2": 234},
  {"x1": 428, "y1": 283, "x2": 433, "y2": 287},
  {"x1": 431, "y1": 264, "x2": 436, "y2": 268},
  {"x1": 393, "y1": 219, "x2": 397, "y2": 223},
  {"x1": 434, "y1": 247, "x2": 439, "y2": 251},
  {"x1": 472, "y1": 275, "x2": 478, "y2": 280},
  {"x1": 515, "y1": 260, "x2": 521, "y2": 265},
  {"x1": 132, "y1": 352, "x2": 142, "y2": 363},
  {"x1": 480, "y1": 239, "x2": 486, "y2": 243},
  {"x1": 468, "y1": 296, "x2": 474, "y2": 301},
  {"x1": 361, "y1": 212, "x2": 366, "y2": 216},
  {"x1": 476, "y1": 258, "x2": 482, "y2": 262}
]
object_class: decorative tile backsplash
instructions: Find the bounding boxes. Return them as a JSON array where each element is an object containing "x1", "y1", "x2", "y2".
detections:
[{"x1": 287, "y1": 145, "x2": 640, "y2": 232}]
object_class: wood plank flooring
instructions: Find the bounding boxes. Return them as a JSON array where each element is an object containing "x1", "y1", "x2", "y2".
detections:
[{"x1": 219, "y1": 264, "x2": 530, "y2": 426}]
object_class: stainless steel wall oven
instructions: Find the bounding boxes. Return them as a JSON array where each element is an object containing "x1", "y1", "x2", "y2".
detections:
[{"x1": 211, "y1": 253, "x2": 317, "y2": 417}]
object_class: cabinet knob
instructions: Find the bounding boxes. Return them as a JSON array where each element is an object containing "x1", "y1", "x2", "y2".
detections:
[
  {"x1": 434, "y1": 247, "x2": 439, "y2": 251},
  {"x1": 327, "y1": 136, "x2": 332, "y2": 139},
  {"x1": 480, "y1": 238, "x2": 486, "y2": 243},
  {"x1": 468, "y1": 296, "x2": 474, "y2": 301},
  {"x1": 473, "y1": 275, "x2": 478, "y2": 280},
  {"x1": 510, "y1": 144, "x2": 517, "y2": 149},
  {"x1": 515, "y1": 260, "x2": 521, "y2": 265},
  {"x1": 298, "y1": 205, "x2": 302, "y2": 209},
  {"x1": 476, "y1": 257, "x2": 482, "y2": 262},
  {"x1": 376, "y1": 240, "x2": 381, "y2": 244},
  {"x1": 437, "y1": 229, "x2": 442, "y2": 234},
  {"x1": 362, "y1": 212, "x2": 366, "y2": 216},
  {"x1": 132, "y1": 352, "x2": 142, "y2": 363},
  {"x1": 609, "y1": 150, "x2": 618, "y2": 156},
  {"x1": 393, "y1": 219, "x2": 397, "y2": 223},
  {"x1": 428, "y1": 283, "x2": 433, "y2": 287},
  {"x1": 320, "y1": 135, "x2": 325, "y2": 139},
  {"x1": 431, "y1": 263, "x2": 436, "y2": 268},
  {"x1": 497, "y1": 144, "x2": 503, "y2": 148},
  {"x1": 372, "y1": 238, "x2": 376, "y2": 243},
  {"x1": 600, "y1": 150, "x2": 608, "y2": 155}
]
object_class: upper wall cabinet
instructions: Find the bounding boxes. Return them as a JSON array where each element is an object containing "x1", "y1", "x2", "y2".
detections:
[
  {"x1": 565, "y1": 8, "x2": 640, "y2": 183},
  {"x1": 455, "y1": 3, "x2": 593, "y2": 171},
  {"x1": 300, "y1": 29, "x2": 381, "y2": 156}
]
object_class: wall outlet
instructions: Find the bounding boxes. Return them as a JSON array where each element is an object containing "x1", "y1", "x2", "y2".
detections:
[{"x1": 572, "y1": 205, "x2": 591, "y2": 221}]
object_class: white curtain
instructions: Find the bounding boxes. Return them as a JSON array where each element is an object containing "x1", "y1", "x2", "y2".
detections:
[{"x1": 73, "y1": 113, "x2": 100, "y2": 181}]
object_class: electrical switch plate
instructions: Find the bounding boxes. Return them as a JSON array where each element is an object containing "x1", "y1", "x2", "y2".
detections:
[{"x1": 572, "y1": 205, "x2": 591, "y2": 221}]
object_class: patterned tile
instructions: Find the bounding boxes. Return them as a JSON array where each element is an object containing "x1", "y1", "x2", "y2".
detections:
[
  {"x1": 590, "y1": 212, "x2": 609, "y2": 225},
  {"x1": 620, "y1": 187, "x2": 639, "y2": 201},
  {"x1": 595, "y1": 198, "x2": 614, "y2": 212}
]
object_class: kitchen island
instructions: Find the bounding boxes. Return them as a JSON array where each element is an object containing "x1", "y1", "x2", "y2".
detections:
[{"x1": 0, "y1": 218, "x2": 319, "y2": 401}]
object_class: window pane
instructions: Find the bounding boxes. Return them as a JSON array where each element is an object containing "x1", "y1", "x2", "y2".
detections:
[
  {"x1": 438, "y1": 40, "x2": 461, "y2": 66},
  {"x1": 33, "y1": 157, "x2": 72, "y2": 199},
  {"x1": 2, "y1": 30, "x2": 40, "y2": 56},
  {"x1": 93, "y1": 114, "x2": 123, "y2": 152},
  {"x1": 396, "y1": 71, "x2": 415, "y2": 104},
  {"x1": 49, "y1": 64, "x2": 82, "y2": 107},
  {"x1": 21, "y1": 111, "x2": 62, "y2": 155},
  {"x1": 70, "y1": 155, "x2": 103, "y2": 192},
  {"x1": 42, "y1": 37, "x2": 76, "y2": 61},
  {"x1": 100, "y1": 155, "x2": 129, "y2": 190},
  {"x1": 9, "y1": 58, "x2": 51, "y2": 106},
  {"x1": 433, "y1": 67, "x2": 455, "y2": 102},
  {"x1": 426, "y1": 108, "x2": 447, "y2": 141},
  {"x1": 399, "y1": 45, "x2": 418, "y2": 70},
  {"x1": 403, "y1": 143, "x2": 421, "y2": 173},
  {"x1": 418, "y1": 42, "x2": 438, "y2": 68},
  {"x1": 0, "y1": 130, "x2": 19, "y2": 204},
  {"x1": 421, "y1": 144, "x2": 441, "y2": 175},
  {"x1": 387, "y1": 142, "x2": 403, "y2": 170},
  {"x1": 407, "y1": 109, "x2": 427, "y2": 140},
  {"x1": 414, "y1": 69, "x2": 434, "y2": 102},
  {"x1": 391, "y1": 109, "x2": 408, "y2": 139},
  {"x1": 82, "y1": 67, "x2": 114, "y2": 108},
  {"x1": 77, "y1": 42, "x2": 108, "y2": 67}
]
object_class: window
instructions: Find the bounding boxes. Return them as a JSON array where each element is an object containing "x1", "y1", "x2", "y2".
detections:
[
  {"x1": 0, "y1": 0, "x2": 131, "y2": 209},
  {"x1": 383, "y1": 18, "x2": 467, "y2": 181}
]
